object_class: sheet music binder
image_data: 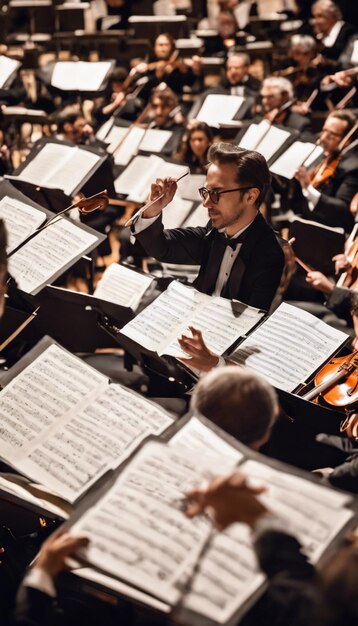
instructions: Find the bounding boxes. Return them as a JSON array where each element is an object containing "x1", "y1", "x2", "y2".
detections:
[
  {"x1": 62, "y1": 413, "x2": 357, "y2": 626},
  {"x1": 7, "y1": 137, "x2": 115, "y2": 211},
  {"x1": 37, "y1": 60, "x2": 116, "y2": 95}
]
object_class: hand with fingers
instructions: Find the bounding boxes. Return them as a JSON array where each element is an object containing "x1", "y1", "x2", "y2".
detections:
[
  {"x1": 34, "y1": 529, "x2": 89, "y2": 578},
  {"x1": 144, "y1": 177, "x2": 178, "y2": 218},
  {"x1": 178, "y1": 326, "x2": 220, "y2": 372},
  {"x1": 184, "y1": 470, "x2": 268, "y2": 530}
]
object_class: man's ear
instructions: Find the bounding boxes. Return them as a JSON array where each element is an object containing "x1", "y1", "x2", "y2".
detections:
[{"x1": 247, "y1": 188, "x2": 260, "y2": 205}]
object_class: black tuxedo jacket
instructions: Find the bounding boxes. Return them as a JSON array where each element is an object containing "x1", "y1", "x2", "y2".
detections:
[
  {"x1": 135, "y1": 212, "x2": 285, "y2": 311},
  {"x1": 300, "y1": 149, "x2": 358, "y2": 233},
  {"x1": 322, "y1": 22, "x2": 357, "y2": 60}
]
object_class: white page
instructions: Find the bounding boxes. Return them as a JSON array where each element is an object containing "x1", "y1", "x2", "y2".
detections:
[
  {"x1": 0, "y1": 56, "x2": 20, "y2": 88},
  {"x1": 234, "y1": 1, "x2": 251, "y2": 28},
  {"x1": 46, "y1": 147, "x2": 100, "y2": 196},
  {"x1": 303, "y1": 145, "x2": 324, "y2": 169},
  {"x1": 114, "y1": 127, "x2": 146, "y2": 166},
  {"x1": 162, "y1": 197, "x2": 194, "y2": 229},
  {"x1": 242, "y1": 459, "x2": 353, "y2": 563},
  {"x1": 179, "y1": 174, "x2": 206, "y2": 202},
  {"x1": 0, "y1": 344, "x2": 107, "y2": 461},
  {"x1": 93, "y1": 263, "x2": 154, "y2": 309},
  {"x1": 8, "y1": 218, "x2": 98, "y2": 294},
  {"x1": 255, "y1": 125, "x2": 291, "y2": 161},
  {"x1": 196, "y1": 94, "x2": 245, "y2": 127},
  {"x1": 104, "y1": 125, "x2": 129, "y2": 154},
  {"x1": 139, "y1": 128, "x2": 172, "y2": 153},
  {"x1": 183, "y1": 522, "x2": 265, "y2": 623},
  {"x1": 0, "y1": 195, "x2": 46, "y2": 253},
  {"x1": 19, "y1": 385, "x2": 173, "y2": 503},
  {"x1": 230, "y1": 302, "x2": 348, "y2": 392},
  {"x1": 17, "y1": 143, "x2": 73, "y2": 188},
  {"x1": 114, "y1": 154, "x2": 161, "y2": 201},
  {"x1": 270, "y1": 141, "x2": 318, "y2": 179},
  {"x1": 71, "y1": 442, "x2": 235, "y2": 604},
  {"x1": 121, "y1": 281, "x2": 201, "y2": 352},
  {"x1": 163, "y1": 297, "x2": 264, "y2": 359},
  {"x1": 169, "y1": 416, "x2": 243, "y2": 465},
  {"x1": 351, "y1": 40, "x2": 358, "y2": 64},
  {"x1": 238, "y1": 120, "x2": 270, "y2": 150},
  {"x1": 51, "y1": 61, "x2": 111, "y2": 91},
  {"x1": 183, "y1": 202, "x2": 209, "y2": 227},
  {"x1": 96, "y1": 117, "x2": 113, "y2": 141}
]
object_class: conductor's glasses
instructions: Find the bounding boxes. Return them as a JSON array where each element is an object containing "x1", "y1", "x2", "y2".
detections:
[{"x1": 199, "y1": 186, "x2": 253, "y2": 204}]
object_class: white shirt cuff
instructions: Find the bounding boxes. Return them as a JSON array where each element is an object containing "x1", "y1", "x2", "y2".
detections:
[
  {"x1": 132, "y1": 213, "x2": 160, "y2": 234},
  {"x1": 23, "y1": 567, "x2": 57, "y2": 598},
  {"x1": 302, "y1": 184, "x2": 321, "y2": 210}
]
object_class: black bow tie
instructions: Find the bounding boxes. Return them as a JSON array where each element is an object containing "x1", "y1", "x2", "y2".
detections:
[{"x1": 218, "y1": 232, "x2": 246, "y2": 250}]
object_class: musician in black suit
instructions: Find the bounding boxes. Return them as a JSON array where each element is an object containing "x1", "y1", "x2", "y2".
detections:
[
  {"x1": 258, "y1": 77, "x2": 311, "y2": 132},
  {"x1": 312, "y1": 0, "x2": 356, "y2": 62},
  {"x1": 294, "y1": 110, "x2": 358, "y2": 233},
  {"x1": 132, "y1": 143, "x2": 285, "y2": 312}
]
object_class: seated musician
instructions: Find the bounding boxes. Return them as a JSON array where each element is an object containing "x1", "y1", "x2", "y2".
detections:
[
  {"x1": 257, "y1": 77, "x2": 311, "y2": 131},
  {"x1": 56, "y1": 111, "x2": 95, "y2": 146},
  {"x1": 141, "y1": 86, "x2": 186, "y2": 156},
  {"x1": 131, "y1": 142, "x2": 285, "y2": 312},
  {"x1": 283, "y1": 35, "x2": 325, "y2": 105},
  {"x1": 190, "y1": 366, "x2": 279, "y2": 450},
  {"x1": 294, "y1": 109, "x2": 358, "y2": 233},
  {"x1": 176, "y1": 121, "x2": 214, "y2": 174},
  {"x1": 311, "y1": 0, "x2": 356, "y2": 63},
  {"x1": 92, "y1": 67, "x2": 141, "y2": 127},
  {"x1": 130, "y1": 33, "x2": 200, "y2": 103}
]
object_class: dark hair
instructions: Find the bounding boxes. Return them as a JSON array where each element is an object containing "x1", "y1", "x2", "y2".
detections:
[
  {"x1": 154, "y1": 32, "x2": 175, "y2": 55},
  {"x1": 207, "y1": 142, "x2": 271, "y2": 206},
  {"x1": 150, "y1": 86, "x2": 178, "y2": 109},
  {"x1": 110, "y1": 67, "x2": 128, "y2": 84},
  {"x1": 178, "y1": 121, "x2": 214, "y2": 166},
  {"x1": 57, "y1": 111, "x2": 84, "y2": 132},
  {"x1": 191, "y1": 366, "x2": 278, "y2": 446},
  {"x1": 0, "y1": 219, "x2": 7, "y2": 271},
  {"x1": 328, "y1": 110, "x2": 357, "y2": 135}
]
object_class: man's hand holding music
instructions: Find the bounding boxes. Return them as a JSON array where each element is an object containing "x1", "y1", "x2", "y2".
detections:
[
  {"x1": 144, "y1": 177, "x2": 177, "y2": 218},
  {"x1": 295, "y1": 166, "x2": 310, "y2": 189}
]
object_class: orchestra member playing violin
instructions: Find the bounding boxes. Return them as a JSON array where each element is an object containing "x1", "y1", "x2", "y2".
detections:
[
  {"x1": 311, "y1": 0, "x2": 356, "y2": 63},
  {"x1": 257, "y1": 77, "x2": 310, "y2": 131},
  {"x1": 294, "y1": 110, "x2": 358, "y2": 232}
]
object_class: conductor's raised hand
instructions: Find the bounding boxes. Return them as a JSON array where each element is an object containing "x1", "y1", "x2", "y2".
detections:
[
  {"x1": 143, "y1": 177, "x2": 177, "y2": 218},
  {"x1": 178, "y1": 326, "x2": 219, "y2": 372}
]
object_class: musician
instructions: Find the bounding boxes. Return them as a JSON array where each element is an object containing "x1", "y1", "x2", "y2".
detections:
[
  {"x1": 258, "y1": 77, "x2": 311, "y2": 131},
  {"x1": 131, "y1": 33, "x2": 199, "y2": 102},
  {"x1": 284, "y1": 35, "x2": 325, "y2": 104},
  {"x1": 294, "y1": 110, "x2": 358, "y2": 232},
  {"x1": 141, "y1": 87, "x2": 186, "y2": 156},
  {"x1": 132, "y1": 142, "x2": 285, "y2": 311},
  {"x1": 311, "y1": 0, "x2": 356, "y2": 62},
  {"x1": 56, "y1": 111, "x2": 95, "y2": 146},
  {"x1": 190, "y1": 366, "x2": 279, "y2": 449},
  {"x1": 92, "y1": 67, "x2": 140, "y2": 127},
  {"x1": 176, "y1": 121, "x2": 214, "y2": 174}
]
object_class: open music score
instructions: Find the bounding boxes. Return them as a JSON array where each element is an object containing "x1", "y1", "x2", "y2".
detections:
[{"x1": 124, "y1": 170, "x2": 190, "y2": 227}]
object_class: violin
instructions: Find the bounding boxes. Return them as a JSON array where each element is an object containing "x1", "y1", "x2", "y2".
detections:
[
  {"x1": 309, "y1": 120, "x2": 358, "y2": 188},
  {"x1": 263, "y1": 98, "x2": 296, "y2": 124},
  {"x1": 302, "y1": 351, "x2": 358, "y2": 409},
  {"x1": 73, "y1": 190, "x2": 109, "y2": 214}
]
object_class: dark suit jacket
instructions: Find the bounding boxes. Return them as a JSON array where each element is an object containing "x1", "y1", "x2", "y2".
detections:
[
  {"x1": 322, "y1": 22, "x2": 357, "y2": 61},
  {"x1": 301, "y1": 149, "x2": 358, "y2": 233},
  {"x1": 8, "y1": 586, "x2": 55, "y2": 625},
  {"x1": 135, "y1": 212, "x2": 285, "y2": 311}
]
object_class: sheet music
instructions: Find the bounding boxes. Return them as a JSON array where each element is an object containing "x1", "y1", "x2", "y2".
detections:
[
  {"x1": 270, "y1": 141, "x2": 318, "y2": 179},
  {"x1": 71, "y1": 442, "x2": 235, "y2": 604},
  {"x1": 241, "y1": 459, "x2": 353, "y2": 563},
  {"x1": 182, "y1": 203, "x2": 209, "y2": 227},
  {"x1": 163, "y1": 296, "x2": 264, "y2": 359},
  {"x1": 0, "y1": 195, "x2": 46, "y2": 253},
  {"x1": 196, "y1": 95, "x2": 245, "y2": 127},
  {"x1": 17, "y1": 143, "x2": 101, "y2": 195},
  {"x1": 96, "y1": 117, "x2": 113, "y2": 141},
  {"x1": 8, "y1": 218, "x2": 98, "y2": 294},
  {"x1": 179, "y1": 174, "x2": 205, "y2": 202},
  {"x1": 121, "y1": 281, "x2": 200, "y2": 352},
  {"x1": 182, "y1": 523, "x2": 265, "y2": 623},
  {"x1": 303, "y1": 145, "x2": 324, "y2": 169},
  {"x1": 93, "y1": 263, "x2": 154, "y2": 309},
  {"x1": 230, "y1": 302, "x2": 348, "y2": 392},
  {"x1": 0, "y1": 344, "x2": 107, "y2": 461},
  {"x1": 18, "y1": 385, "x2": 173, "y2": 503},
  {"x1": 0, "y1": 55, "x2": 20, "y2": 88},
  {"x1": 114, "y1": 153, "x2": 159, "y2": 196},
  {"x1": 139, "y1": 128, "x2": 172, "y2": 153},
  {"x1": 103, "y1": 125, "x2": 129, "y2": 154},
  {"x1": 255, "y1": 125, "x2": 291, "y2": 161},
  {"x1": 169, "y1": 417, "x2": 243, "y2": 465},
  {"x1": 238, "y1": 120, "x2": 270, "y2": 150},
  {"x1": 51, "y1": 61, "x2": 112, "y2": 91},
  {"x1": 162, "y1": 197, "x2": 194, "y2": 229},
  {"x1": 114, "y1": 127, "x2": 146, "y2": 166}
]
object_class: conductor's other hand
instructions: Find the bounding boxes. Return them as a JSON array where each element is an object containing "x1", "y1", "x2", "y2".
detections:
[
  {"x1": 144, "y1": 177, "x2": 177, "y2": 218},
  {"x1": 185, "y1": 470, "x2": 268, "y2": 530},
  {"x1": 34, "y1": 529, "x2": 89, "y2": 578},
  {"x1": 178, "y1": 326, "x2": 219, "y2": 372}
]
